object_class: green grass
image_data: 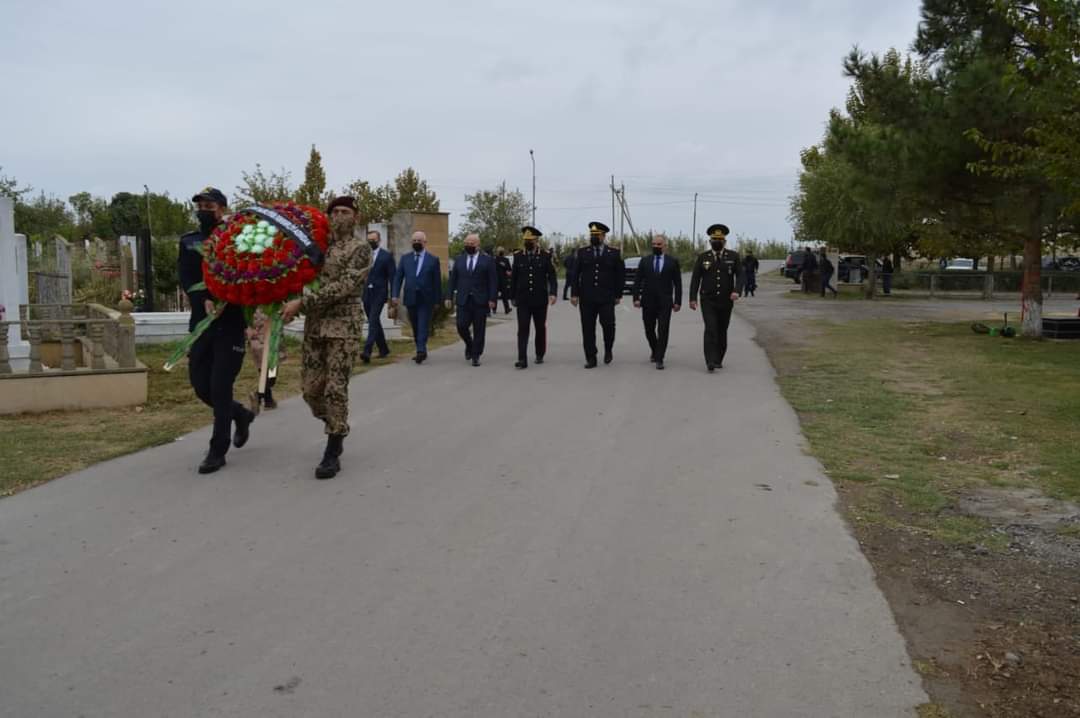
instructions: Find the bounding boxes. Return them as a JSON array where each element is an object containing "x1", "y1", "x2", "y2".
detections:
[
  {"x1": 775, "y1": 320, "x2": 1080, "y2": 545},
  {"x1": 0, "y1": 329, "x2": 459, "y2": 497}
]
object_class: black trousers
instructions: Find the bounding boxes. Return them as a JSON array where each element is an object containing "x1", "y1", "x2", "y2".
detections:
[
  {"x1": 456, "y1": 300, "x2": 489, "y2": 358},
  {"x1": 189, "y1": 328, "x2": 249, "y2": 456},
  {"x1": 516, "y1": 302, "x2": 549, "y2": 361},
  {"x1": 363, "y1": 299, "x2": 389, "y2": 356},
  {"x1": 579, "y1": 300, "x2": 615, "y2": 360},
  {"x1": 642, "y1": 304, "x2": 673, "y2": 361},
  {"x1": 700, "y1": 295, "x2": 734, "y2": 367}
]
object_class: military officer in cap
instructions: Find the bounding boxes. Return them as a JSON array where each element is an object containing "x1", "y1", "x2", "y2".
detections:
[
  {"x1": 689, "y1": 223, "x2": 743, "y2": 372},
  {"x1": 571, "y1": 221, "x2": 624, "y2": 368},
  {"x1": 179, "y1": 187, "x2": 255, "y2": 475},
  {"x1": 510, "y1": 226, "x2": 558, "y2": 369},
  {"x1": 281, "y1": 196, "x2": 371, "y2": 479}
]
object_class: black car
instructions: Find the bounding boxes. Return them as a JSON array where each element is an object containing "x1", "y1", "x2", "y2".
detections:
[
  {"x1": 837, "y1": 255, "x2": 883, "y2": 283},
  {"x1": 623, "y1": 256, "x2": 640, "y2": 295},
  {"x1": 782, "y1": 250, "x2": 807, "y2": 282}
]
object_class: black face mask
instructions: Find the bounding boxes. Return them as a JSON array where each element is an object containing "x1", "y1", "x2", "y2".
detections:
[
  {"x1": 652, "y1": 246, "x2": 663, "y2": 256},
  {"x1": 196, "y1": 210, "x2": 218, "y2": 234},
  {"x1": 590, "y1": 235, "x2": 602, "y2": 247},
  {"x1": 412, "y1": 242, "x2": 424, "y2": 253},
  {"x1": 711, "y1": 240, "x2": 725, "y2": 252},
  {"x1": 465, "y1": 245, "x2": 477, "y2": 255},
  {"x1": 368, "y1": 240, "x2": 379, "y2": 249},
  {"x1": 524, "y1": 241, "x2": 536, "y2": 251}
]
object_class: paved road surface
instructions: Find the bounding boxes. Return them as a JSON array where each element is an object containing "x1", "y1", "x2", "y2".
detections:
[{"x1": 0, "y1": 298, "x2": 925, "y2": 717}]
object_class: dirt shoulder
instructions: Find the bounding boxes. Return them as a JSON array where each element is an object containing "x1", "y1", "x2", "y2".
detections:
[{"x1": 740, "y1": 274, "x2": 1080, "y2": 718}]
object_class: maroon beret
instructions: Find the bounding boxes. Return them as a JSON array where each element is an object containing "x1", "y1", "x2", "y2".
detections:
[{"x1": 326, "y1": 196, "x2": 357, "y2": 214}]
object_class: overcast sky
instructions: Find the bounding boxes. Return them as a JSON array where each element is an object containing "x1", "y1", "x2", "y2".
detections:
[{"x1": 2, "y1": 0, "x2": 924, "y2": 244}]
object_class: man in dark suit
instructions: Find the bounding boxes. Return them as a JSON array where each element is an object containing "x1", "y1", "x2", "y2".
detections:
[
  {"x1": 632, "y1": 233, "x2": 682, "y2": 370},
  {"x1": 495, "y1": 247, "x2": 513, "y2": 314},
  {"x1": 510, "y1": 226, "x2": 559, "y2": 369},
  {"x1": 571, "y1": 221, "x2": 624, "y2": 368},
  {"x1": 391, "y1": 230, "x2": 443, "y2": 363},
  {"x1": 360, "y1": 229, "x2": 394, "y2": 363},
  {"x1": 562, "y1": 250, "x2": 576, "y2": 300},
  {"x1": 446, "y1": 233, "x2": 498, "y2": 366}
]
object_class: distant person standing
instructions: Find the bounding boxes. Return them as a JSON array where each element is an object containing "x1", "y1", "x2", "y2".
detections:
[
  {"x1": 391, "y1": 231, "x2": 442, "y2": 364},
  {"x1": 819, "y1": 249, "x2": 838, "y2": 298},
  {"x1": 562, "y1": 249, "x2": 577, "y2": 300},
  {"x1": 882, "y1": 257, "x2": 894, "y2": 295},
  {"x1": 689, "y1": 224, "x2": 742, "y2": 372},
  {"x1": 741, "y1": 249, "x2": 760, "y2": 297},
  {"x1": 632, "y1": 234, "x2": 682, "y2": 370},
  {"x1": 801, "y1": 247, "x2": 818, "y2": 293},
  {"x1": 495, "y1": 247, "x2": 513, "y2": 314}
]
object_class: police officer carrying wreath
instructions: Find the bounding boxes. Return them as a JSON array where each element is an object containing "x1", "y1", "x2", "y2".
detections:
[
  {"x1": 689, "y1": 223, "x2": 743, "y2": 372},
  {"x1": 510, "y1": 226, "x2": 558, "y2": 369},
  {"x1": 281, "y1": 196, "x2": 371, "y2": 479},
  {"x1": 179, "y1": 187, "x2": 255, "y2": 475},
  {"x1": 571, "y1": 221, "x2": 624, "y2": 368}
]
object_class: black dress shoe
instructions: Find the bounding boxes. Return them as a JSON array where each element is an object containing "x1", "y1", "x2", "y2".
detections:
[
  {"x1": 198, "y1": 453, "x2": 226, "y2": 474},
  {"x1": 417, "y1": 352, "x2": 428, "y2": 363},
  {"x1": 413, "y1": 354, "x2": 421, "y2": 363},
  {"x1": 585, "y1": 358, "x2": 597, "y2": 369},
  {"x1": 535, "y1": 356, "x2": 544, "y2": 364},
  {"x1": 649, "y1": 353, "x2": 657, "y2": 363},
  {"x1": 471, "y1": 357, "x2": 480, "y2": 367},
  {"x1": 465, "y1": 349, "x2": 473, "y2": 361},
  {"x1": 232, "y1": 410, "x2": 254, "y2": 448},
  {"x1": 655, "y1": 360, "x2": 665, "y2": 370},
  {"x1": 515, "y1": 360, "x2": 527, "y2": 369},
  {"x1": 603, "y1": 351, "x2": 613, "y2": 365},
  {"x1": 360, "y1": 353, "x2": 371, "y2": 364},
  {"x1": 707, "y1": 364, "x2": 716, "y2": 373}
]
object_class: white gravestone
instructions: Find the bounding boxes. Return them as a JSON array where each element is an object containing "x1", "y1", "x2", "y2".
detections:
[{"x1": 0, "y1": 197, "x2": 30, "y2": 370}]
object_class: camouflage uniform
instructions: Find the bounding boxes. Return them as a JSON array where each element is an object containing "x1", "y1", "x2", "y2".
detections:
[{"x1": 300, "y1": 233, "x2": 371, "y2": 436}]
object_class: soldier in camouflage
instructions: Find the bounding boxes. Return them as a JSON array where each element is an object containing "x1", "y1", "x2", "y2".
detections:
[{"x1": 281, "y1": 196, "x2": 372, "y2": 479}]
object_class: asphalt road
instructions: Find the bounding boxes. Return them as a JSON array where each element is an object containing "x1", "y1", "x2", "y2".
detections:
[{"x1": 0, "y1": 297, "x2": 925, "y2": 717}]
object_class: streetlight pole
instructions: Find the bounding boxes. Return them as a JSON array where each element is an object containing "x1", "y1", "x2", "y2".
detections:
[{"x1": 529, "y1": 149, "x2": 536, "y2": 226}]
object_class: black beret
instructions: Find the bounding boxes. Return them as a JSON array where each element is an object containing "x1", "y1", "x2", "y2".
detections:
[
  {"x1": 326, "y1": 196, "x2": 358, "y2": 214},
  {"x1": 521, "y1": 226, "x2": 543, "y2": 239},
  {"x1": 588, "y1": 221, "x2": 610, "y2": 234},
  {"x1": 707, "y1": 223, "x2": 730, "y2": 238},
  {"x1": 192, "y1": 186, "x2": 228, "y2": 206}
]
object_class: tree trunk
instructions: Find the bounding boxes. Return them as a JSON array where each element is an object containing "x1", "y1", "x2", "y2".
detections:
[
  {"x1": 1021, "y1": 205, "x2": 1043, "y2": 338},
  {"x1": 987, "y1": 255, "x2": 996, "y2": 273},
  {"x1": 864, "y1": 252, "x2": 878, "y2": 299}
]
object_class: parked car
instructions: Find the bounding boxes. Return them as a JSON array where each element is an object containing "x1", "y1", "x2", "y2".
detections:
[
  {"x1": 1046, "y1": 256, "x2": 1080, "y2": 272},
  {"x1": 623, "y1": 256, "x2": 640, "y2": 295},
  {"x1": 782, "y1": 250, "x2": 808, "y2": 282},
  {"x1": 837, "y1": 255, "x2": 883, "y2": 283},
  {"x1": 944, "y1": 258, "x2": 975, "y2": 271}
]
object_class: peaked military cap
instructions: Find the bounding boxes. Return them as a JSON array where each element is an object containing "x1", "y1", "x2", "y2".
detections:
[
  {"x1": 522, "y1": 226, "x2": 543, "y2": 239},
  {"x1": 588, "y1": 221, "x2": 610, "y2": 234},
  {"x1": 706, "y1": 223, "x2": 730, "y2": 238},
  {"x1": 191, "y1": 186, "x2": 228, "y2": 206}
]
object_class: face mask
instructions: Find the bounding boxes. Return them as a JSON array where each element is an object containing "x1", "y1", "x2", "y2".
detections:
[
  {"x1": 590, "y1": 235, "x2": 602, "y2": 247},
  {"x1": 524, "y1": 241, "x2": 536, "y2": 251},
  {"x1": 412, "y1": 242, "x2": 424, "y2": 252},
  {"x1": 465, "y1": 245, "x2": 477, "y2": 255},
  {"x1": 652, "y1": 246, "x2": 663, "y2": 256},
  {"x1": 196, "y1": 210, "x2": 218, "y2": 234},
  {"x1": 711, "y1": 240, "x2": 725, "y2": 252},
  {"x1": 368, "y1": 240, "x2": 379, "y2": 249},
  {"x1": 331, "y1": 217, "x2": 356, "y2": 235}
]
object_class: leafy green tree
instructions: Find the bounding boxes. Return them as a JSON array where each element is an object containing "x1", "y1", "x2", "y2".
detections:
[
  {"x1": 341, "y1": 167, "x2": 441, "y2": 223},
  {"x1": 109, "y1": 192, "x2": 144, "y2": 237},
  {"x1": 13, "y1": 192, "x2": 75, "y2": 240},
  {"x1": 294, "y1": 144, "x2": 329, "y2": 208},
  {"x1": 69, "y1": 192, "x2": 114, "y2": 239},
  {"x1": 455, "y1": 182, "x2": 530, "y2": 253},
  {"x1": 234, "y1": 164, "x2": 294, "y2": 208},
  {"x1": 0, "y1": 166, "x2": 31, "y2": 201}
]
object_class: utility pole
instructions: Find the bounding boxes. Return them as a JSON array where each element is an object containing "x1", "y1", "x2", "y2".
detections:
[
  {"x1": 610, "y1": 175, "x2": 617, "y2": 233},
  {"x1": 529, "y1": 149, "x2": 536, "y2": 226},
  {"x1": 692, "y1": 192, "x2": 698, "y2": 249},
  {"x1": 619, "y1": 183, "x2": 625, "y2": 245},
  {"x1": 140, "y1": 184, "x2": 155, "y2": 312}
]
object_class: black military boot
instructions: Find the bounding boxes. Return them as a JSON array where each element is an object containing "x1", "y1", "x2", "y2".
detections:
[
  {"x1": 198, "y1": 452, "x2": 226, "y2": 475},
  {"x1": 264, "y1": 377, "x2": 277, "y2": 410},
  {"x1": 315, "y1": 434, "x2": 345, "y2": 480},
  {"x1": 233, "y1": 408, "x2": 255, "y2": 448}
]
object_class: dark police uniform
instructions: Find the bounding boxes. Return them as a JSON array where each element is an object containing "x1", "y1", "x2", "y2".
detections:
[
  {"x1": 689, "y1": 224, "x2": 743, "y2": 371},
  {"x1": 510, "y1": 226, "x2": 558, "y2": 368},
  {"x1": 572, "y1": 221, "x2": 624, "y2": 367},
  {"x1": 178, "y1": 188, "x2": 253, "y2": 469}
]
